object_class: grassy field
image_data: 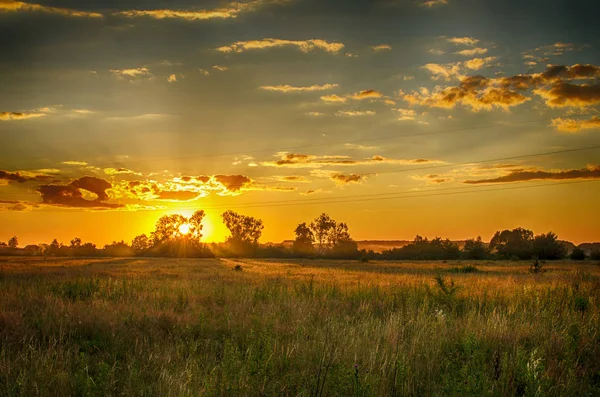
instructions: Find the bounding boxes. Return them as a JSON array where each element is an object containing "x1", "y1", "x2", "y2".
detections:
[{"x1": 0, "y1": 257, "x2": 598, "y2": 396}]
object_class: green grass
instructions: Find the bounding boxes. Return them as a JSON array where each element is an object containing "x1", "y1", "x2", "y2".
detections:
[{"x1": 0, "y1": 257, "x2": 599, "y2": 396}]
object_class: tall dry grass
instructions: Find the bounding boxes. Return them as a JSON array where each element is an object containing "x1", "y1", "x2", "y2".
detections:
[{"x1": 0, "y1": 257, "x2": 598, "y2": 396}]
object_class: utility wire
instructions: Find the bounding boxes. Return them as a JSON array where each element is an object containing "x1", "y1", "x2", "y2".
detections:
[{"x1": 2, "y1": 114, "x2": 591, "y2": 173}]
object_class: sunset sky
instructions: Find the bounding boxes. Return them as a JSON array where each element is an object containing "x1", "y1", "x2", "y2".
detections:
[{"x1": 1, "y1": 0, "x2": 599, "y2": 246}]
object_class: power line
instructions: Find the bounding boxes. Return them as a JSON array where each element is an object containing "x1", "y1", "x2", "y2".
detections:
[
  {"x1": 163, "y1": 179, "x2": 599, "y2": 211},
  {"x1": 2, "y1": 143, "x2": 599, "y2": 198},
  {"x1": 2, "y1": 114, "x2": 589, "y2": 173}
]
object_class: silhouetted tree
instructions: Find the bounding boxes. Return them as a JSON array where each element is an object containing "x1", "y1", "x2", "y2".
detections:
[
  {"x1": 70, "y1": 237, "x2": 82, "y2": 249},
  {"x1": 310, "y1": 213, "x2": 336, "y2": 254},
  {"x1": 48, "y1": 239, "x2": 60, "y2": 256},
  {"x1": 462, "y1": 237, "x2": 490, "y2": 259},
  {"x1": 532, "y1": 232, "x2": 566, "y2": 260},
  {"x1": 8, "y1": 236, "x2": 18, "y2": 249},
  {"x1": 188, "y1": 210, "x2": 206, "y2": 242},
  {"x1": 131, "y1": 234, "x2": 151, "y2": 253},
  {"x1": 570, "y1": 246, "x2": 587, "y2": 261},
  {"x1": 151, "y1": 214, "x2": 188, "y2": 244},
  {"x1": 489, "y1": 228, "x2": 534, "y2": 259},
  {"x1": 222, "y1": 210, "x2": 264, "y2": 256},
  {"x1": 293, "y1": 222, "x2": 314, "y2": 255},
  {"x1": 104, "y1": 241, "x2": 133, "y2": 257}
]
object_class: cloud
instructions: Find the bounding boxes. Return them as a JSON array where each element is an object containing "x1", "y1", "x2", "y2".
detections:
[
  {"x1": 216, "y1": 38, "x2": 345, "y2": 54},
  {"x1": 411, "y1": 174, "x2": 454, "y2": 184},
  {"x1": 330, "y1": 173, "x2": 364, "y2": 185},
  {"x1": 37, "y1": 176, "x2": 123, "y2": 209},
  {"x1": 213, "y1": 65, "x2": 229, "y2": 71},
  {"x1": 62, "y1": 161, "x2": 88, "y2": 166},
  {"x1": 110, "y1": 67, "x2": 153, "y2": 81},
  {"x1": 421, "y1": 63, "x2": 463, "y2": 81},
  {"x1": 371, "y1": 44, "x2": 392, "y2": 52},
  {"x1": 428, "y1": 49, "x2": 445, "y2": 55},
  {"x1": 167, "y1": 74, "x2": 178, "y2": 83},
  {"x1": 259, "y1": 83, "x2": 338, "y2": 92},
  {"x1": 0, "y1": 0, "x2": 103, "y2": 18},
  {"x1": 335, "y1": 110, "x2": 376, "y2": 116},
  {"x1": 308, "y1": 112, "x2": 326, "y2": 117},
  {"x1": 0, "y1": 111, "x2": 45, "y2": 121},
  {"x1": 464, "y1": 165, "x2": 600, "y2": 184},
  {"x1": 157, "y1": 190, "x2": 202, "y2": 201},
  {"x1": 213, "y1": 175, "x2": 252, "y2": 191},
  {"x1": 454, "y1": 47, "x2": 488, "y2": 56},
  {"x1": 261, "y1": 153, "x2": 443, "y2": 168},
  {"x1": 116, "y1": 0, "x2": 285, "y2": 21},
  {"x1": 350, "y1": 89, "x2": 383, "y2": 100},
  {"x1": 463, "y1": 56, "x2": 497, "y2": 70},
  {"x1": 0, "y1": 169, "x2": 56, "y2": 183},
  {"x1": 399, "y1": 75, "x2": 530, "y2": 111},
  {"x1": 447, "y1": 37, "x2": 480, "y2": 46},
  {"x1": 550, "y1": 116, "x2": 600, "y2": 132},
  {"x1": 104, "y1": 168, "x2": 141, "y2": 176},
  {"x1": 419, "y1": 0, "x2": 448, "y2": 7},
  {"x1": 395, "y1": 108, "x2": 417, "y2": 121},
  {"x1": 344, "y1": 143, "x2": 380, "y2": 150},
  {"x1": 534, "y1": 82, "x2": 600, "y2": 108},
  {"x1": 321, "y1": 94, "x2": 347, "y2": 103}
]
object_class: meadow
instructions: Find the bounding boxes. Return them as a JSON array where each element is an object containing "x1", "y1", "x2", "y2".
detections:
[{"x1": 0, "y1": 257, "x2": 598, "y2": 396}]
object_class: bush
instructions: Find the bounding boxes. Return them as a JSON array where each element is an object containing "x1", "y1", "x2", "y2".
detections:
[
  {"x1": 570, "y1": 247, "x2": 587, "y2": 261},
  {"x1": 589, "y1": 250, "x2": 600, "y2": 261},
  {"x1": 448, "y1": 265, "x2": 480, "y2": 273}
]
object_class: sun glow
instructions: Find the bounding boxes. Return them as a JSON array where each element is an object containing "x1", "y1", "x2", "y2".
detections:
[{"x1": 178, "y1": 223, "x2": 191, "y2": 235}]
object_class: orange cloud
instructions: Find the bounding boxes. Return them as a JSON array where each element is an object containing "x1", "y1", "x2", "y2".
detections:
[
  {"x1": 419, "y1": 0, "x2": 448, "y2": 7},
  {"x1": 447, "y1": 37, "x2": 480, "y2": 46},
  {"x1": 321, "y1": 94, "x2": 347, "y2": 103},
  {"x1": 261, "y1": 153, "x2": 444, "y2": 168},
  {"x1": 454, "y1": 48, "x2": 488, "y2": 56},
  {"x1": 550, "y1": 116, "x2": 600, "y2": 132},
  {"x1": 259, "y1": 84, "x2": 338, "y2": 92},
  {"x1": 371, "y1": 44, "x2": 392, "y2": 52},
  {"x1": 463, "y1": 165, "x2": 600, "y2": 184},
  {"x1": 335, "y1": 110, "x2": 376, "y2": 116},
  {"x1": 350, "y1": 89, "x2": 383, "y2": 100},
  {"x1": 216, "y1": 38, "x2": 345, "y2": 54},
  {"x1": 0, "y1": 0, "x2": 103, "y2": 18},
  {"x1": 116, "y1": 0, "x2": 286, "y2": 21},
  {"x1": 330, "y1": 173, "x2": 364, "y2": 185},
  {"x1": 0, "y1": 111, "x2": 45, "y2": 121},
  {"x1": 37, "y1": 176, "x2": 123, "y2": 209},
  {"x1": 534, "y1": 82, "x2": 600, "y2": 108}
]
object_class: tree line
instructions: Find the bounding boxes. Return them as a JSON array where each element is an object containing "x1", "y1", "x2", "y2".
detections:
[{"x1": 1, "y1": 211, "x2": 598, "y2": 260}]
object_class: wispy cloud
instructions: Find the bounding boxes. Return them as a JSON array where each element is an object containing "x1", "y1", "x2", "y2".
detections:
[
  {"x1": 371, "y1": 44, "x2": 392, "y2": 52},
  {"x1": 116, "y1": 0, "x2": 287, "y2": 21},
  {"x1": 447, "y1": 36, "x2": 480, "y2": 46},
  {"x1": 259, "y1": 83, "x2": 338, "y2": 93},
  {"x1": 0, "y1": 111, "x2": 45, "y2": 121},
  {"x1": 321, "y1": 94, "x2": 347, "y2": 103},
  {"x1": 216, "y1": 38, "x2": 345, "y2": 54},
  {"x1": 350, "y1": 90, "x2": 384, "y2": 100},
  {"x1": 454, "y1": 47, "x2": 488, "y2": 56},
  {"x1": 0, "y1": 0, "x2": 103, "y2": 18},
  {"x1": 419, "y1": 0, "x2": 448, "y2": 7},
  {"x1": 335, "y1": 110, "x2": 376, "y2": 116},
  {"x1": 551, "y1": 116, "x2": 600, "y2": 132},
  {"x1": 464, "y1": 165, "x2": 600, "y2": 184}
]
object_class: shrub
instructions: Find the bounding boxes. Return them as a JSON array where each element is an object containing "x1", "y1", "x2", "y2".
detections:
[
  {"x1": 449, "y1": 265, "x2": 479, "y2": 273},
  {"x1": 529, "y1": 258, "x2": 546, "y2": 274},
  {"x1": 570, "y1": 247, "x2": 587, "y2": 261}
]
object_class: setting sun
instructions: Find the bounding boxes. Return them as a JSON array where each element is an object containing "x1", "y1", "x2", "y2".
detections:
[{"x1": 178, "y1": 223, "x2": 191, "y2": 235}]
